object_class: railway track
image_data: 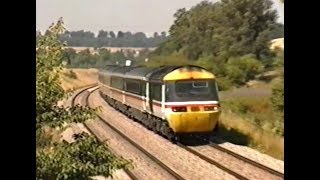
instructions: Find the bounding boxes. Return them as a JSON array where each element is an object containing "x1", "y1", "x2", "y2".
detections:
[
  {"x1": 86, "y1": 87, "x2": 255, "y2": 180},
  {"x1": 71, "y1": 86, "x2": 138, "y2": 180},
  {"x1": 72, "y1": 86, "x2": 284, "y2": 180},
  {"x1": 72, "y1": 86, "x2": 186, "y2": 180},
  {"x1": 176, "y1": 143, "x2": 249, "y2": 180},
  {"x1": 207, "y1": 142, "x2": 284, "y2": 178}
]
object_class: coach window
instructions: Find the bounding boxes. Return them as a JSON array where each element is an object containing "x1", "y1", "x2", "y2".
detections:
[
  {"x1": 152, "y1": 83, "x2": 162, "y2": 101},
  {"x1": 98, "y1": 75, "x2": 103, "y2": 83},
  {"x1": 101, "y1": 75, "x2": 108, "y2": 85},
  {"x1": 111, "y1": 76, "x2": 123, "y2": 90},
  {"x1": 126, "y1": 79, "x2": 140, "y2": 94},
  {"x1": 104, "y1": 75, "x2": 110, "y2": 85},
  {"x1": 141, "y1": 82, "x2": 146, "y2": 96}
]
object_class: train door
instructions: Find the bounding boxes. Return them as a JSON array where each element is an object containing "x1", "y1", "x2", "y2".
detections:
[
  {"x1": 146, "y1": 82, "x2": 153, "y2": 113},
  {"x1": 148, "y1": 83, "x2": 162, "y2": 117}
]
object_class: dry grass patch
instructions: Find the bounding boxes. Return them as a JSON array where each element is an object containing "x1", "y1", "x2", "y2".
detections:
[{"x1": 60, "y1": 68, "x2": 99, "y2": 92}]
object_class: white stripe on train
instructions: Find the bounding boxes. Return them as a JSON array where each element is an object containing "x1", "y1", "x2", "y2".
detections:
[{"x1": 165, "y1": 101, "x2": 219, "y2": 106}]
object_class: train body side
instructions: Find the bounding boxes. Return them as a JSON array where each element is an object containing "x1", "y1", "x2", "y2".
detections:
[{"x1": 97, "y1": 66, "x2": 221, "y2": 134}]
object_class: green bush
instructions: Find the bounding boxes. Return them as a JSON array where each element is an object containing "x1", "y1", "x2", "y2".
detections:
[
  {"x1": 225, "y1": 65, "x2": 247, "y2": 85},
  {"x1": 36, "y1": 133, "x2": 131, "y2": 180},
  {"x1": 270, "y1": 78, "x2": 284, "y2": 136},
  {"x1": 222, "y1": 97, "x2": 284, "y2": 137},
  {"x1": 271, "y1": 80, "x2": 284, "y2": 113},
  {"x1": 269, "y1": 49, "x2": 284, "y2": 69},
  {"x1": 196, "y1": 56, "x2": 215, "y2": 72},
  {"x1": 216, "y1": 77, "x2": 233, "y2": 91},
  {"x1": 226, "y1": 55, "x2": 264, "y2": 85},
  {"x1": 145, "y1": 52, "x2": 195, "y2": 67}
]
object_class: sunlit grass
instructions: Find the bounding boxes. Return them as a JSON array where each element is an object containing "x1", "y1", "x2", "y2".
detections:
[
  {"x1": 60, "y1": 68, "x2": 98, "y2": 92},
  {"x1": 218, "y1": 111, "x2": 284, "y2": 160},
  {"x1": 218, "y1": 83, "x2": 284, "y2": 160}
]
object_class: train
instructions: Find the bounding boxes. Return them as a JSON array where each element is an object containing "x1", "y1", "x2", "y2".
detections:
[{"x1": 98, "y1": 65, "x2": 221, "y2": 142}]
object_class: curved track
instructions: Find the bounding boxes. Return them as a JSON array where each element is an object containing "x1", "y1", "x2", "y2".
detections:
[
  {"x1": 71, "y1": 86, "x2": 138, "y2": 180},
  {"x1": 72, "y1": 86, "x2": 186, "y2": 180}
]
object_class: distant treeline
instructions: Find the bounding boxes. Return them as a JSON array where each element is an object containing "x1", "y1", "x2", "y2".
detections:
[
  {"x1": 62, "y1": 47, "x2": 151, "y2": 69},
  {"x1": 36, "y1": 30, "x2": 168, "y2": 48}
]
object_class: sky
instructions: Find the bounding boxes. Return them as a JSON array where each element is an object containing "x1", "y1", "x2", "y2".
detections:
[{"x1": 36, "y1": 0, "x2": 284, "y2": 36}]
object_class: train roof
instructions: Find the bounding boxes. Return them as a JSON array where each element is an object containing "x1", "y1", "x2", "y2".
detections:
[
  {"x1": 146, "y1": 66, "x2": 181, "y2": 82},
  {"x1": 125, "y1": 66, "x2": 156, "y2": 80},
  {"x1": 100, "y1": 65, "x2": 211, "y2": 82}
]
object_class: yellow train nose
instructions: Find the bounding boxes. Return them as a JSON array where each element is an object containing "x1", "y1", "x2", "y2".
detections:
[{"x1": 167, "y1": 111, "x2": 220, "y2": 133}]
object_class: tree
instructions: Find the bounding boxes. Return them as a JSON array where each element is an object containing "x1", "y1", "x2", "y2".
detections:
[
  {"x1": 97, "y1": 30, "x2": 108, "y2": 38},
  {"x1": 269, "y1": 23, "x2": 284, "y2": 39},
  {"x1": 36, "y1": 18, "x2": 131, "y2": 179},
  {"x1": 157, "y1": 0, "x2": 278, "y2": 60},
  {"x1": 109, "y1": 31, "x2": 116, "y2": 38},
  {"x1": 226, "y1": 55, "x2": 264, "y2": 85},
  {"x1": 36, "y1": 30, "x2": 42, "y2": 42},
  {"x1": 160, "y1": 31, "x2": 167, "y2": 38},
  {"x1": 36, "y1": 30, "x2": 42, "y2": 36},
  {"x1": 117, "y1": 31, "x2": 124, "y2": 38},
  {"x1": 56, "y1": 29, "x2": 167, "y2": 47},
  {"x1": 62, "y1": 48, "x2": 77, "y2": 66},
  {"x1": 153, "y1": 32, "x2": 159, "y2": 38},
  {"x1": 216, "y1": 0, "x2": 278, "y2": 59}
]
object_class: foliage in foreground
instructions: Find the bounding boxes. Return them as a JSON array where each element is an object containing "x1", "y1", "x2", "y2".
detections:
[
  {"x1": 37, "y1": 133, "x2": 132, "y2": 180},
  {"x1": 36, "y1": 18, "x2": 131, "y2": 179}
]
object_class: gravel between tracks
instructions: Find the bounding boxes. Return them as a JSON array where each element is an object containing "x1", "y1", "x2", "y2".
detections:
[
  {"x1": 191, "y1": 145, "x2": 282, "y2": 179},
  {"x1": 90, "y1": 90, "x2": 238, "y2": 180},
  {"x1": 211, "y1": 141, "x2": 284, "y2": 174}
]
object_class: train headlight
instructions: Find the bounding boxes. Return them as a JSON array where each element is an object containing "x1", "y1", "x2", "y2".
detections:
[
  {"x1": 204, "y1": 105, "x2": 219, "y2": 111},
  {"x1": 171, "y1": 106, "x2": 187, "y2": 112}
]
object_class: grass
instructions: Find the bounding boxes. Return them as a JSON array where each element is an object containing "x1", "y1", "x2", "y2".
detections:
[
  {"x1": 60, "y1": 68, "x2": 99, "y2": 92},
  {"x1": 218, "y1": 80, "x2": 284, "y2": 160},
  {"x1": 217, "y1": 111, "x2": 284, "y2": 160}
]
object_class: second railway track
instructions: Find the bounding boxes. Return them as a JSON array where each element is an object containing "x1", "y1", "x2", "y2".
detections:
[
  {"x1": 207, "y1": 142, "x2": 284, "y2": 178},
  {"x1": 72, "y1": 86, "x2": 284, "y2": 180}
]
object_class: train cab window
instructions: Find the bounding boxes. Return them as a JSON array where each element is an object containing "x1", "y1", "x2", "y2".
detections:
[
  {"x1": 126, "y1": 79, "x2": 140, "y2": 95},
  {"x1": 151, "y1": 83, "x2": 162, "y2": 101},
  {"x1": 172, "y1": 80, "x2": 219, "y2": 101},
  {"x1": 175, "y1": 80, "x2": 209, "y2": 95}
]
